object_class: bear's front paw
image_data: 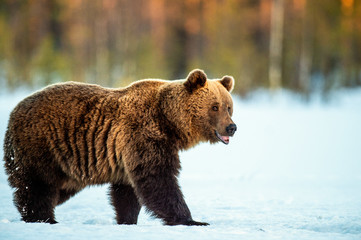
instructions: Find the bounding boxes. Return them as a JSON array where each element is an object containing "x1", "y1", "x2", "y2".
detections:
[
  {"x1": 185, "y1": 220, "x2": 209, "y2": 226},
  {"x1": 166, "y1": 218, "x2": 209, "y2": 226}
]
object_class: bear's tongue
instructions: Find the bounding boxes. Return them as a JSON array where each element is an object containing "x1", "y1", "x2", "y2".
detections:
[
  {"x1": 215, "y1": 131, "x2": 230, "y2": 145},
  {"x1": 221, "y1": 136, "x2": 230, "y2": 144}
]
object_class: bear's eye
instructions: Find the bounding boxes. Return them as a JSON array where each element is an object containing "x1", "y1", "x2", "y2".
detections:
[
  {"x1": 228, "y1": 107, "x2": 231, "y2": 113},
  {"x1": 212, "y1": 106, "x2": 218, "y2": 111}
]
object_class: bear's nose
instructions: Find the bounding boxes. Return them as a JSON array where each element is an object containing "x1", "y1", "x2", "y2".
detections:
[{"x1": 226, "y1": 124, "x2": 237, "y2": 136}]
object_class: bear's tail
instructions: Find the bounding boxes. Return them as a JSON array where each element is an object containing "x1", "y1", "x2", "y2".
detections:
[{"x1": 3, "y1": 128, "x2": 18, "y2": 188}]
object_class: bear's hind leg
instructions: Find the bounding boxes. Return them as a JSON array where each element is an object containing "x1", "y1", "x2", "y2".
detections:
[
  {"x1": 110, "y1": 183, "x2": 141, "y2": 224},
  {"x1": 14, "y1": 177, "x2": 59, "y2": 224}
]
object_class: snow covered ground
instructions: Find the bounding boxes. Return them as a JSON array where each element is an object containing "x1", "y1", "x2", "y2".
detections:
[{"x1": 1, "y1": 88, "x2": 361, "y2": 240}]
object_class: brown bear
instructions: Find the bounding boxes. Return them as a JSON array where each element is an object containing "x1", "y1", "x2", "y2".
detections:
[{"x1": 3, "y1": 69, "x2": 236, "y2": 226}]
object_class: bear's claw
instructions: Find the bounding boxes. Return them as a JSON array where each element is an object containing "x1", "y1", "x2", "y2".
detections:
[
  {"x1": 166, "y1": 219, "x2": 209, "y2": 226},
  {"x1": 185, "y1": 220, "x2": 210, "y2": 226}
]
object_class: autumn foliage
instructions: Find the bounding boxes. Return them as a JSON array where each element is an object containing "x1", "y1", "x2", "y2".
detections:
[{"x1": 0, "y1": 0, "x2": 360, "y2": 96}]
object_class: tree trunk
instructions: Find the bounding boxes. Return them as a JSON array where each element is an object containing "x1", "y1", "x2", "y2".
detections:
[{"x1": 269, "y1": 0, "x2": 284, "y2": 90}]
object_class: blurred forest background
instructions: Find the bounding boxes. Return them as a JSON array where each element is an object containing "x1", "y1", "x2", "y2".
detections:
[{"x1": 0, "y1": 0, "x2": 360, "y2": 97}]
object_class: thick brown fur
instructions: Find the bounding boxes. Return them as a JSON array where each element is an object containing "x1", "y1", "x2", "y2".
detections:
[{"x1": 3, "y1": 69, "x2": 236, "y2": 225}]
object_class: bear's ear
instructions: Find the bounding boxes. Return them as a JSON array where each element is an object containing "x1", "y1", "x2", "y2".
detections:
[
  {"x1": 184, "y1": 69, "x2": 207, "y2": 92},
  {"x1": 219, "y1": 76, "x2": 235, "y2": 93}
]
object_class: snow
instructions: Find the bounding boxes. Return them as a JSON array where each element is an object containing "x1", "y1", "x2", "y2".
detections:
[{"x1": 1, "y1": 88, "x2": 361, "y2": 240}]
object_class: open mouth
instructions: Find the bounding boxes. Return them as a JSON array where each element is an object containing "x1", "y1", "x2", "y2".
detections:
[{"x1": 215, "y1": 130, "x2": 230, "y2": 145}]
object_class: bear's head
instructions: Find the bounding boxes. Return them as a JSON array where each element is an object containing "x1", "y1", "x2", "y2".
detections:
[{"x1": 183, "y1": 69, "x2": 237, "y2": 145}]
